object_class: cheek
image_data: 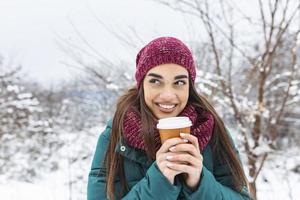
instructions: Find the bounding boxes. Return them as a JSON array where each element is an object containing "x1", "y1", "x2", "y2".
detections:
[
  {"x1": 183, "y1": 94, "x2": 189, "y2": 104},
  {"x1": 180, "y1": 89, "x2": 189, "y2": 106},
  {"x1": 143, "y1": 85, "x2": 156, "y2": 106}
]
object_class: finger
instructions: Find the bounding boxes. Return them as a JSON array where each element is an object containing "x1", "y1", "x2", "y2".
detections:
[
  {"x1": 180, "y1": 133, "x2": 199, "y2": 150},
  {"x1": 156, "y1": 152, "x2": 170, "y2": 163},
  {"x1": 166, "y1": 153, "x2": 202, "y2": 167},
  {"x1": 160, "y1": 160, "x2": 183, "y2": 174},
  {"x1": 157, "y1": 151, "x2": 184, "y2": 163},
  {"x1": 157, "y1": 137, "x2": 189, "y2": 154},
  {"x1": 169, "y1": 143, "x2": 201, "y2": 159},
  {"x1": 166, "y1": 162, "x2": 195, "y2": 174}
]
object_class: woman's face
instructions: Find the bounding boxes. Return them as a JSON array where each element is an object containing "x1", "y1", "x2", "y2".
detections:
[{"x1": 143, "y1": 63, "x2": 189, "y2": 119}]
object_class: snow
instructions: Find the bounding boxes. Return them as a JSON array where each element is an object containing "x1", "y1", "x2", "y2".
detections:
[
  {"x1": 1, "y1": 139, "x2": 299, "y2": 200},
  {"x1": 289, "y1": 85, "x2": 299, "y2": 96},
  {"x1": 256, "y1": 148, "x2": 300, "y2": 200},
  {"x1": 0, "y1": 177, "x2": 68, "y2": 200},
  {"x1": 287, "y1": 96, "x2": 300, "y2": 105},
  {"x1": 0, "y1": 162, "x2": 298, "y2": 200},
  {"x1": 271, "y1": 118, "x2": 276, "y2": 124},
  {"x1": 0, "y1": 125, "x2": 105, "y2": 200},
  {"x1": 252, "y1": 144, "x2": 274, "y2": 156},
  {"x1": 262, "y1": 109, "x2": 270, "y2": 118},
  {"x1": 106, "y1": 83, "x2": 119, "y2": 90},
  {"x1": 1, "y1": 2, "x2": 299, "y2": 198},
  {"x1": 17, "y1": 93, "x2": 32, "y2": 99},
  {"x1": 6, "y1": 85, "x2": 20, "y2": 93}
]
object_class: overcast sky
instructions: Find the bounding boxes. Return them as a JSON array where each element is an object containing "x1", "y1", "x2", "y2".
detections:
[
  {"x1": 3, "y1": 0, "x2": 297, "y2": 86},
  {"x1": 0, "y1": 0, "x2": 198, "y2": 86}
]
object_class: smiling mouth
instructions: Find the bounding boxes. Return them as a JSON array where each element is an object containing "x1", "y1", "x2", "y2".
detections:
[{"x1": 156, "y1": 103, "x2": 177, "y2": 113}]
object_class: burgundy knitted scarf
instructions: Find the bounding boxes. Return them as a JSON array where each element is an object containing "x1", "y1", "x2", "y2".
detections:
[{"x1": 123, "y1": 104, "x2": 214, "y2": 152}]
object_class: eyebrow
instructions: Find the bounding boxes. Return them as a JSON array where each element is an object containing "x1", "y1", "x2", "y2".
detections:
[
  {"x1": 147, "y1": 73, "x2": 188, "y2": 80},
  {"x1": 174, "y1": 75, "x2": 188, "y2": 80},
  {"x1": 147, "y1": 73, "x2": 162, "y2": 79}
]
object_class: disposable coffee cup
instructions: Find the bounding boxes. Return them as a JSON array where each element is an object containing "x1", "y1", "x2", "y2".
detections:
[{"x1": 157, "y1": 117, "x2": 192, "y2": 143}]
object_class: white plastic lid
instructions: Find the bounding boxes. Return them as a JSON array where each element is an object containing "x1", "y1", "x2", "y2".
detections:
[{"x1": 157, "y1": 117, "x2": 192, "y2": 129}]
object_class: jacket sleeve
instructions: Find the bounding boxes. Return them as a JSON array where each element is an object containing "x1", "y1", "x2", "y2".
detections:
[
  {"x1": 181, "y1": 131, "x2": 251, "y2": 200},
  {"x1": 87, "y1": 122, "x2": 181, "y2": 200},
  {"x1": 181, "y1": 166, "x2": 250, "y2": 200}
]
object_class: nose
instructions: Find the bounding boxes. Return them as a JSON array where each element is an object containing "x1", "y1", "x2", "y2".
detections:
[{"x1": 159, "y1": 87, "x2": 176, "y2": 101}]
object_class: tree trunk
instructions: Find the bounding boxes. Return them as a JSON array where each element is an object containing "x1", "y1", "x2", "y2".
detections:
[
  {"x1": 249, "y1": 181, "x2": 257, "y2": 200},
  {"x1": 248, "y1": 153, "x2": 258, "y2": 200}
]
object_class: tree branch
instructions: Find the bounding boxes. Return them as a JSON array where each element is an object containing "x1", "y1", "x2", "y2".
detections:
[{"x1": 253, "y1": 153, "x2": 268, "y2": 183}]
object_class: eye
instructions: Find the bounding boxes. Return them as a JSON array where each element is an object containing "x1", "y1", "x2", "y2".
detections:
[
  {"x1": 175, "y1": 80, "x2": 186, "y2": 86},
  {"x1": 149, "y1": 79, "x2": 161, "y2": 85}
]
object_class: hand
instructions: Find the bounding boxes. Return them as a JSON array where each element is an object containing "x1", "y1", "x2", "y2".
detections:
[
  {"x1": 156, "y1": 137, "x2": 189, "y2": 184},
  {"x1": 165, "y1": 133, "x2": 203, "y2": 190}
]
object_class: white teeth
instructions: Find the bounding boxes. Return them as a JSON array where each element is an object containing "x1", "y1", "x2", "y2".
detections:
[{"x1": 158, "y1": 104, "x2": 176, "y2": 109}]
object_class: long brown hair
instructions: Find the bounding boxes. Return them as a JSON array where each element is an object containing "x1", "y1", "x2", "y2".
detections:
[{"x1": 104, "y1": 79, "x2": 248, "y2": 199}]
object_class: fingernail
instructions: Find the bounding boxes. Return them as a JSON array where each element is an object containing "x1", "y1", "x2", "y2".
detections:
[
  {"x1": 169, "y1": 146, "x2": 176, "y2": 151},
  {"x1": 166, "y1": 156, "x2": 173, "y2": 160},
  {"x1": 183, "y1": 139, "x2": 189, "y2": 143},
  {"x1": 180, "y1": 133, "x2": 187, "y2": 137}
]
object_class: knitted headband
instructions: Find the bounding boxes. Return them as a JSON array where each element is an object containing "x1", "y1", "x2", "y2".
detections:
[{"x1": 135, "y1": 37, "x2": 196, "y2": 88}]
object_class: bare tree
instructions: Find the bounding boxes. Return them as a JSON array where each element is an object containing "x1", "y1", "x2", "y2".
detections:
[
  {"x1": 55, "y1": 17, "x2": 143, "y2": 122},
  {"x1": 54, "y1": 1, "x2": 300, "y2": 198},
  {"x1": 0, "y1": 55, "x2": 59, "y2": 181},
  {"x1": 152, "y1": 0, "x2": 300, "y2": 199}
]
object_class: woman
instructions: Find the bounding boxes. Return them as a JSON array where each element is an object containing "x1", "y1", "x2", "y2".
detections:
[{"x1": 87, "y1": 37, "x2": 250, "y2": 200}]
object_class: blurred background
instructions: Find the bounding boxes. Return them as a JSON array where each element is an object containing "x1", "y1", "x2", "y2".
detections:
[{"x1": 0, "y1": 0, "x2": 300, "y2": 199}]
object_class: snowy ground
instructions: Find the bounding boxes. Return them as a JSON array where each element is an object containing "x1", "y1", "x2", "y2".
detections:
[
  {"x1": 0, "y1": 179, "x2": 67, "y2": 200},
  {"x1": 256, "y1": 147, "x2": 300, "y2": 200},
  {"x1": 1, "y1": 159, "x2": 299, "y2": 200},
  {"x1": 0, "y1": 150, "x2": 88, "y2": 200},
  {"x1": 1, "y1": 129, "x2": 299, "y2": 200}
]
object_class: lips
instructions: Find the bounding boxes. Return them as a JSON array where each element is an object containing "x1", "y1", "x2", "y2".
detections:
[{"x1": 156, "y1": 103, "x2": 177, "y2": 113}]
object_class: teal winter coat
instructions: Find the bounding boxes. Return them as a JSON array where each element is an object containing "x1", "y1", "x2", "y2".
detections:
[{"x1": 87, "y1": 120, "x2": 250, "y2": 200}]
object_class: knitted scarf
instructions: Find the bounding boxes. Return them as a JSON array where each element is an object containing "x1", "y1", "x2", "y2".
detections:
[{"x1": 123, "y1": 104, "x2": 214, "y2": 152}]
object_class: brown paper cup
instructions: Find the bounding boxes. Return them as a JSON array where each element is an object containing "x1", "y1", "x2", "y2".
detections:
[
  {"x1": 158, "y1": 127, "x2": 191, "y2": 143},
  {"x1": 157, "y1": 117, "x2": 192, "y2": 143}
]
